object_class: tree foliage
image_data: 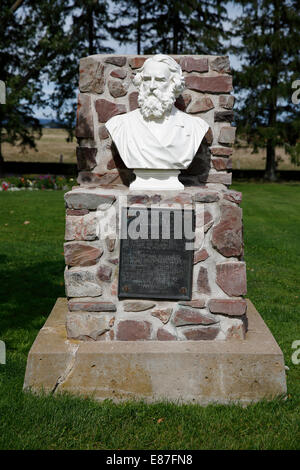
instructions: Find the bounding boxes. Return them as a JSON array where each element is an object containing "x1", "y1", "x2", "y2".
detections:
[
  {"x1": 110, "y1": 0, "x2": 229, "y2": 55},
  {"x1": 49, "y1": 0, "x2": 112, "y2": 138},
  {"x1": 0, "y1": 0, "x2": 42, "y2": 166},
  {"x1": 231, "y1": 0, "x2": 300, "y2": 180},
  {"x1": 109, "y1": 0, "x2": 155, "y2": 54},
  {"x1": 0, "y1": 0, "x2": 112, "y2": 170}
]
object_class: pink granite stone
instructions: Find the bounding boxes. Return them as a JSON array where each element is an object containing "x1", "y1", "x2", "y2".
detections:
[
  {"x1": 216, "y1": 262, "x2": 247, "y2": 296},
  {"x1": 116, "y1": 320, "x2": 151, "y2": 340}
]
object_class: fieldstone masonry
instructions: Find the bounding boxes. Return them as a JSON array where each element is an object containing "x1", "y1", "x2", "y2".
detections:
[
  {"x1": 65, "y1": 54, "x2": 247, "y2": 342},
  {"x1": 64, "y1": 187, "x2": 247, "y2": 342}
]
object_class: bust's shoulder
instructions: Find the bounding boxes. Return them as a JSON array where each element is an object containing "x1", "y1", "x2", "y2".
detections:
[
  {"x1": 106, "y1": 109, "x2": 139, "y2": 131},
  {"x1": 173, "y1": 108, "x2": 210, "y2": 131}
]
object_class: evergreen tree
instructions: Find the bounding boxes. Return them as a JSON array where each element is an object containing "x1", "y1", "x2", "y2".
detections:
[
  {"x1": 232, "y1": 0, "x2": 300, "y2": 180},
  {"x1": 49, "y1": 0, "x2": 112, "y2": 138},
  {"x1": 0, "y1": 1, "x2": 41, "y2": 170},
  {"x1": 0, "y1": 0, "x2": 74, "y2": 172},
  {"x1": 109, "y1": 0, "x2": 154, "y2": 54},
  {"x1": 109, "y1": 0, "x2": 229, "y2": 55},
  {"x1": 143, "y1": 0, "x2": 229, "y2": 55},
  {"x1": 0, "y1": 0, "x2": 112, "y2": 172}
]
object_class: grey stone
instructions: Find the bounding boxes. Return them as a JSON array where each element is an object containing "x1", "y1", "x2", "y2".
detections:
[
  {"x1": 202, "y1": 172, "x2": 232, "y2": 185},
  {"x1": 219, "y1": 95, "x2": 235, "y2": 109},
  {"x1": 64, "y1": 267, "x2": 102, "y2": 297},
  {"x1": 124, "y1": 301, "x2": 156, "y2": 312},
  {"x1": 79, "y1": 57, "x2": 105, "y2": 94},
  {"x1": 66, "y1": 311, "x2": 112, "y2": 340},
  {"x1": 210, "y1": 56, "x2": 231, "y2": 73},
  {"x1": 218, "y1": 127, "x2": 236, "y2": 144},
  {"x1": 108, "y1": 80, "x2": 127, "y2": 98},
  {"x1": 68, "y1": 298, "x2": 116, "y2": 312},
  {"x1": 64, "y1": 191, "x2": 116, "y2": 210},
  {"x1": 194, "y1": 191, "x2": 220, "y2": 203}
]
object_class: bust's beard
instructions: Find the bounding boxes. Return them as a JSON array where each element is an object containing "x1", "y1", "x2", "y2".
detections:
[{"x1": 138, "y1": 87, "x2": 175, "y2": 120}]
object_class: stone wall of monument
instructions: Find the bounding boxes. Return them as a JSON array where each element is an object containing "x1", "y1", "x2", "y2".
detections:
[
  {"x1": 75, "y1": 54, "x2": 235, "y2": 187},
  {"x1": 64, "y1": 186, "x2": 247, "y2": 341},
  {"x1": 64, "y1": 53, "x2": 247, "y2": 342}
]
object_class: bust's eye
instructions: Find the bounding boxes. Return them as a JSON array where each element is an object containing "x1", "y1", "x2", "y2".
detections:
[
  {"x1": 143, "y1": 76, "x2": 151, "y2": 81},
  {"x1": 156, "y1": 77, "x2": 166, "y2": 82}
]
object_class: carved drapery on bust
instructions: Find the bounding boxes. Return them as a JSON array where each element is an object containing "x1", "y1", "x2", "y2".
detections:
[{"x1": 106, "y1": 105, "x2": 209, "y2": 169}]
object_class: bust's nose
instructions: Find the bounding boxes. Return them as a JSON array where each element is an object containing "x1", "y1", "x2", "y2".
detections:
[{"x1": 150, "y1": 78, "x2": 156, "y2": 91}]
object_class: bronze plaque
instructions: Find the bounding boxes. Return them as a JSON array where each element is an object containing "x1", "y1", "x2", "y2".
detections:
[{"x1": 118, "y1": 207, "x2": 194, "y2": 300}]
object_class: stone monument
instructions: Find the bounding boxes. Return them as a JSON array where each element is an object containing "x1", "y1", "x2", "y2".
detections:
[{"x1": 24, "y1": 54, "x2": 287, "y2": 404}]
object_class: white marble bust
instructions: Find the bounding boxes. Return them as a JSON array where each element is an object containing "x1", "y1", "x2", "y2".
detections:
[{"x1": 106, "y1": 54, "x2": 209, "y2": 189}]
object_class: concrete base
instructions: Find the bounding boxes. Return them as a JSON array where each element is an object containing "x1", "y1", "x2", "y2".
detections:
[{"x1": 23, "y1": 298, "x2": 287, "y2": 405}]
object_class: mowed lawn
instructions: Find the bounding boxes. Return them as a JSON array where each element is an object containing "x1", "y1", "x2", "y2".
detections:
[{"x1": 0, "y1": 184, "x2": 299, "y2": 450}]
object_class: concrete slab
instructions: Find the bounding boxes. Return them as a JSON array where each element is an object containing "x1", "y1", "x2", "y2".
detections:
[{"x1": 23, "y1": 298, "x2": 287, "y2": 404}]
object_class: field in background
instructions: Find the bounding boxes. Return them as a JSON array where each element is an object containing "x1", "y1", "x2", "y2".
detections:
[
  {"x1": 2, "y1": 128, "x2": 300, "y2": 171},
  {"x1": 2, "y1": 128, "x2": 77, "y2": 164},
  {"x1": 232, "y1": 145, "x2": 299, "y2": 171}
]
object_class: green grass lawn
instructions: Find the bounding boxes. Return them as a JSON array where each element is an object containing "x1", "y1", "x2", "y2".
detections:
[{"x1": 0, "y1": 184, "x2": 299, "y2": 450}]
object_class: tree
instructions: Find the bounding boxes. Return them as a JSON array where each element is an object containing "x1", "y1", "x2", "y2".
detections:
[
  {"x1": 109, "y1": 0, "x2": 155, "y2": 54},
  {"x1": 231, "y1": 0, "x2": 300, "y2": 181},
  {"x1": 0, "y1": 1, "x2": 41, "y2": 171},
  {"x1": 0, "y1": 0, "x2": 112, "y2": 174},
  {"x1": 0, "y1": 0, "x2": 76, "y2": 173},
  {"x1": 143, "y1": 0, "x2": 230, "y2": 55},
  {"x1": 49, "y1": 0, "x2": 113, "y2": 138},
  {"x1": 109, "y1": 0, "x2": 229, "y2": 55}
]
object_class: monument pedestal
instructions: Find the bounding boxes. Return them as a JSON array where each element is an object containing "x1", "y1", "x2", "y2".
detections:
[
  {"x1": 23, "y1": 298, "x2": 286, "y2": 404},
  {"x1": 130, "y1": 170, "x2": 184, "y2": 190},
  {"x1": 62, "y1": 185, "x2": 249, "y2": 342}
]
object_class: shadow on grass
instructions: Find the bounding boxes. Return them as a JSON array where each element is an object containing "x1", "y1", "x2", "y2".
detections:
[{"x1": 0, "y1": 259, "x2": 65, "y2": 345}]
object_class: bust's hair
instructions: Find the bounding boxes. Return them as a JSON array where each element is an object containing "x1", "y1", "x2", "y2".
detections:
[{"x1": 133, "y1": 54, "x2": 185, "y2": 98}]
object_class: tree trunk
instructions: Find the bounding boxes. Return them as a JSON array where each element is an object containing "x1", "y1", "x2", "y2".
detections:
[
  {"x1": 172, "y1": 9, "x2": 179, "y2": 54},
  {"x1": 265, "y1": 140, "x2": 277, "y2": 182},
  {"x1": 264, "y1": 0, "x2": 279, "y2": 182},
  {"x1": 137, "y1": 0, "x2": 141, "y2": 54},
  {"x1": 88, "y1": 7, "x2": 94, "y2": 56},
  {"x1": 0, "y1": 132, "x2": 4, "y2": 177}
]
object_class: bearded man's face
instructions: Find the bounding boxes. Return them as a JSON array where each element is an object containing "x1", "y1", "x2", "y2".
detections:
[{"x1": 138, "y1": 61, "x2": 176, "y2": 120}]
